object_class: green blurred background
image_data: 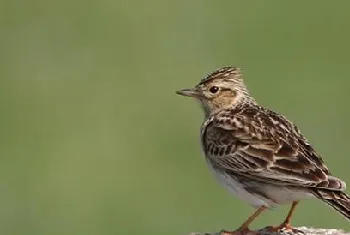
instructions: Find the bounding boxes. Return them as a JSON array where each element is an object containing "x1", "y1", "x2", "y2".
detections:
[{"x1": 1, "y1": 1, "x2": 350, "y2": 234}]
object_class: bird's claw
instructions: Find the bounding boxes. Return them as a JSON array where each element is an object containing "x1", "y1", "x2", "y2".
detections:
[
  {"x1": 263, "y1": 223, "x2": 305, "y2": 234},
  {"x1": 220, "y1": 228, "x2": 258, "y2": 235}
]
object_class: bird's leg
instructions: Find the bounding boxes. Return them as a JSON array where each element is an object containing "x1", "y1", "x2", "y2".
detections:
[
  {"x1": 221, "y1": 206, "x2": 267, "y2": 235},
  {"x1": 238, "y1": 205, "x2": 267, "y2": 230},
  {"x1": 264, "y1": 201, "x2": 300, "y2": 232},
  {"x1": 281, "y1": 201, "x2": 299, "y2": 228}
]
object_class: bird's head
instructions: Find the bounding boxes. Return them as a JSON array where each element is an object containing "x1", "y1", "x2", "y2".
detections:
[{"x1": 176, "y1": 67, "x2": 253, "y2": 117}]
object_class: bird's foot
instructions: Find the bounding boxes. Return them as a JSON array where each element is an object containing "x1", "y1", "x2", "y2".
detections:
[
  {"x1": 220, "y1": 228, "x2": 258, "y2": 235},
  {"x1": 263, "y1": 223, "x2": 304, "y2": 234}
]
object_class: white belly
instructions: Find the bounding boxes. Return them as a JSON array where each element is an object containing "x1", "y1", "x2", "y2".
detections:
[
  {"x1": 207, "y1": 162, "x2": 271, "y2": 207},
  {"x1": 206, "y1": 160, "x2": 315, "y2": 208}
]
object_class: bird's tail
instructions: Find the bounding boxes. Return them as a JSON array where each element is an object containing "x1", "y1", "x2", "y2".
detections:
[{"x1": 314, "y1": 189, "x2": 350, "y2": 220}]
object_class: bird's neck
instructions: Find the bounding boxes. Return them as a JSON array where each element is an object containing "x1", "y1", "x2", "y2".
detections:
[{"x1": 201, "y1": 98, "x2": 257, "y2": 119}]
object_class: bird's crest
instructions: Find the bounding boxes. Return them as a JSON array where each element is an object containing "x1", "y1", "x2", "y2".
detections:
[{"x1": 199, "y1": 67, "x2": 243, "y2": 85}]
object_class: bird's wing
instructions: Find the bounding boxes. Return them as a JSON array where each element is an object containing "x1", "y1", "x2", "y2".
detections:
[{"x1": 202, "y1": 106, "x2": 344, "y2": 190}]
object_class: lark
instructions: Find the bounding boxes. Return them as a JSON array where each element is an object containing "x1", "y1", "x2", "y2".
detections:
[{"x1": 176, "y1": 67, "x2": 350, "y2": 234}]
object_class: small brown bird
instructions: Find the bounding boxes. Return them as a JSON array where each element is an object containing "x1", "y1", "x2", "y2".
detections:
[{"x1": 176, "y1": 67, "x2": 350, "y2": 234}]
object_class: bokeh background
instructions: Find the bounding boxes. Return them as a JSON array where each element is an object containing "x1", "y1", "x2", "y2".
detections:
[{"x1": 1, "y1": 1, "x2": 350, "y2": 234}]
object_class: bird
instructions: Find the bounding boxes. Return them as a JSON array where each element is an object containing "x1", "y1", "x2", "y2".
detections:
[{"x1": 176, "y1": 66, "x2": 350, "y2": 235}]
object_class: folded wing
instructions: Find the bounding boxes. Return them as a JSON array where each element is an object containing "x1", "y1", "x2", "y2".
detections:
[{"x1": 202, "y1": 106, "x2": 345, "y2": 191}]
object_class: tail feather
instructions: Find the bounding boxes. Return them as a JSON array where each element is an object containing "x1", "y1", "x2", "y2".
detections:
[{"x1": 314, "y1": 189, "x2": 350, "y2": 220}]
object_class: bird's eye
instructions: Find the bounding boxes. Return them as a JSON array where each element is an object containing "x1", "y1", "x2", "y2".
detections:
[{"x1": 209, "y1": 86, "x2": 219, "y2": 94}]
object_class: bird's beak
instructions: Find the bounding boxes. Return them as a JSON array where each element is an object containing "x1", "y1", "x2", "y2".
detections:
[{"x1": 176, "y1": 88, "x2": 202, "y2": 98}]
